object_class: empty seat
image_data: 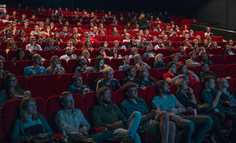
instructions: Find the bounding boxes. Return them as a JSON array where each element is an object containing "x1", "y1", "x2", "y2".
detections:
[
  {"x1": 209, "y1": 55, "x2": 224, "y2": 65},
  {"x1": 33, "y1": 50, "x2": 53, "y2": 59},
  {"x1": 0, "y1": 50, "x2": 7, "y2": 59},
  {"x1": 108, "y1": 35, "x2": 122, "y2": 41},
  {"x1": 227, "y1": 64, "x2": 236, "y2": 78},
  {"x1": 3, "y1": 61, "x2": 15, "y2": 74},
  {"x1": 28, "y1": 74, "x2": 60, "y2": 100},
  {"x1": 110, "y1": 58, "x2": 123, "y2": 70},
  {"x1": 15, "y1": 60, "x2": 33, "y2": 76},
  {"x1": 211, "y1": 48, "x2": 224, "y2": 55},
  {"x1": 210, "y1": 64, "x2": 228, "y2": 78},
  {"x1": 16, "y1": 76, "x2": 28, "y2": 90},
  {"x1": 224, "y1": 55, "x2": 236, "y2": 65},
  {"x1": 95, "y1": 35, "x2": 108, "y2": 41},
  {"x1": 87, "y1": 72, "x2": 103, "y2": 90},
  {"x1": 67, "y1": 59, "x2": 78, "y2": 73}
]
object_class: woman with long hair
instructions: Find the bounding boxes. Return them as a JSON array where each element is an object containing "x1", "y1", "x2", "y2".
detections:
[
  {"x1": 12, "y1": 48, "x2": 28, "y2": 63},
  {"x1": 12, "y1": 97, "x2": 54, "y2": 142},
  {"x1": 0, "y1": 73, "x2": 31, "y2": 107},
  {"x1": 46, "y1": 55, "x2": 65, "y2": 76},
  {"x1": 94, "y1": 56, "x2": 109, "y2": 72},
  {"x1": 81, "y1": 39, "x2": 94, "y2": 50},
  {"x1": 138, "y1": 68, "x2": 157, "y2": 88}
]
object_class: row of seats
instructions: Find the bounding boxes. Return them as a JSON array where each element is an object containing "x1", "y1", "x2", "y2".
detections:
[
  {"x1": 2, "y1": 62, "x2": 236, "y2": 101},
  {"x1": 0, "y1": 76, "x2": 235, "y2": 142}
]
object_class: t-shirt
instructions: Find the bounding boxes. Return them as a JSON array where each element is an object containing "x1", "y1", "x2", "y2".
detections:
[
  {"x1": 23, "y1": 66, "x2": 46, "y2": 78},
  {"x1": 163, "y1": 73, "x2": 176, "y2": 80},
  {"x1": 152, "y1": 94, "x2": 178, "y2": 111}
]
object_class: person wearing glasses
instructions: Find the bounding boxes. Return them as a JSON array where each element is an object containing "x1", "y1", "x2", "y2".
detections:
[{"x1": 25, "y1": 36, "x2": 42, "y2": 52}]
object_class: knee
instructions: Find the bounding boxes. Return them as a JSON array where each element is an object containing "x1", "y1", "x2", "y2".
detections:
[
  {"x1": 132, "y1": 111, "x2": 142, "y2": 120},
  {"x1": 159, "y1": 111, "x2": 169, "y2": 121},
  {"x1": 169, "y1": 121, "x2": 176, "y2": 132},
  {"x1": 186, "y1": 121, "x2": 195, "y2": 132},
  {"x1": 207, "y1": 117, "x2": 214, "y2": 127}
]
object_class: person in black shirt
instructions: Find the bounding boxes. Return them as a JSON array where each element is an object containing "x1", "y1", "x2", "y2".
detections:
[{"x1": 120, "y1": 66, "x2": 141, "y2": 87}]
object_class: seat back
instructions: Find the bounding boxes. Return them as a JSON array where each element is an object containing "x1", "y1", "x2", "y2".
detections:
[
  {"x1": 15, "y1": 60, "x2": 33, "y2": 76},
  {"x1": 144, "y1": 85, "x2": 156, "y2": 110}
]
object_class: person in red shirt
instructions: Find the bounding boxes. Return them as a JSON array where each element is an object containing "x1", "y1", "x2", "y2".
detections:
[{"x1": 163, "y1": 61, "x2": 183, "y2": 84}]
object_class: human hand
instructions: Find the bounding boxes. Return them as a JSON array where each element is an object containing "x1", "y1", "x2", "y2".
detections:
[
  {"x1": 38, "y1": 133, "x2": 48, "y2": 138},
  {"x1": 151, "y1": 109, "x2": 159, "y2": 116},
  {"x1": 170, "y1": 114, "x2": 182, "y2": 126},
  {"x1": 113, "y1": 121, "x2": 124, "y2": 129},
  {"x1": 79, "y1": 126, "x2": 88, "y2": 134}
]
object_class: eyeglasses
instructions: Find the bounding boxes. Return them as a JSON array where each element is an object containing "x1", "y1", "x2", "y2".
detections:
[{"x1": 63, "y1": 99, "x2": 74, "y2": 103}]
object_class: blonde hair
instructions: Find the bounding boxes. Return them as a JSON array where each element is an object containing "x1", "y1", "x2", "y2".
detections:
[
  {"x1": 155, "y1": 53, "x2": 163, "y2": 62},
  {"x1": 133, "y1": 54, "x2": 141, "y2": 64},
  {"x1": 49, "y1": 55, "x2": 61, "y2": 68},
  {"x1": 103, "y1": 67, "x2": 113, "y2": 74},
  {"x1": 20, "y1": 97, "x2": 40, "y2": 123}
]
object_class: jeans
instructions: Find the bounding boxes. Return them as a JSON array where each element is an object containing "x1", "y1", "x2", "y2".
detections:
[
  {"x1": 177, "y1": 115, "x2": 213, "y2": 143},
  {"x1": 112, "y1": 111, "x2": 142, "y2": 143}
]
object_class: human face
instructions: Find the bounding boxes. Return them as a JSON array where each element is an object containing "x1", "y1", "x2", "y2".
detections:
[
  {"x1": 103, "y1": 41, "x2": 108, "y2": 47},
  {"x1": 127, "y1": 87, "x2": 138, "y2": 99},
  {"x1": 30, "y1": 36, "x2": 36, "y2": 43},
  {"x1": 202, "y1": 54, "x2": 208, "y2": 60},
  {"x1": 62, "y1": 94, "x2": 74, "y2": 109},
  {"x1": 128, "y1": 68, "x2": 136, "y2": 77},
  {"x1": 202, "y1": 63, "x2": 209, "y2": 72},
  {"x1": 80, "y1": 56, "x2": 87, "y2": 65},
  {"x1": 173, "y1": 55, "x2": 178, "y2": 62},
  {"x1": 83, "y1": 51, "x2": 90, "y2": 59},
  {"x1": 181, "y1": 65, "x2": 187, "y2": 74},
  {"x1": 162, "y1": 82, "x2": 170, "y2": 94},
  {"x1": 142, "y1": 69, "x2": 149, "y2": 77},
  {"x1": 105, "y1": 70, "x2": 113, "y2": 81},
  {"x1": 158, "y1": 55, "x2": 163, "y2": 61},
  {"x1": 206, "y1": 79, "x2": 215, "y2": 89},
  {"x1": 9, "y1": 76, "x2": 17, "y2": 87},
  {"x1": 191, "y1": 53, "x2": 196, "y2": 60},
  {"x1": 221, "y1": 79, "x2": 229, "y2": 88},
  {"x1": 52, "y1": 58, "x2": 60, "y2": 67},
  {"x1": 146, "y1": 46, "x2": 151, "y2": 52},
  {"x1": 35, "y1": 26, "x2": 39, "y2": 31},
  {"x1": 124, "y1": 57, "x2": 130, "y2": 64},
  {"x1": 137, "y1": 56, "x2": 142, "y2": 63},
  {"x1": 101, "y1": 90, "x2": 112, "y2": 104},
  {"x1": 170, "y1": 64, "x2": 177, "y2": 74},
  {"x1": 49, "y1": 40, "x2": 54, "y2": 46},
  {"x1": 26, "y1": 101, "x2": 37, "y2": 115},
  {"x1": 181, "y1": 81, "x2": 188, "y2": 91},
  {"x1": 34, "y1": 56, "x2": 41, "y2": 64},
  {"x1": 99, "y1": 59, "x2": 104, "y2": 67},
  {"x1": 67, "y1": 41, "x2": 73, "y2": 47},
  {"x1": 114, "y1": 42, "x2": 119, "y2": 48},
  {"x1": 74, "y1": 76, "x2": 83, "y2": 87},
  {"x1": 66, "y1": 47, "x2": 72, "y2": 55}
]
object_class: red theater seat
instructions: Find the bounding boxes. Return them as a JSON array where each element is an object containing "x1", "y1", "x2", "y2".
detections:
[
  {"x1": 115, "y1": 88, "x2": 145, "y2": 105},
  {"x1": 15, "y1": 60, "x2": 33, "y2": 76},
  {"x1": 224, "y1": 55, "x2": 236, "y2": 65},
  {"x1": 110, "y1": 58, "x2": 123, "y2": 70},
  {"x1": 87, "y1": 72, "x2": 103, "y2": 90},
  {"x1": 28, "y1": 74, "x2": 60, "y2": 100},
  {"x1": 3, "y1": 61, "x2": 15, "y2": 74},
  {"x1": 114, "y1": 70, "x2": 128, "y2": 83},
  {"x1": 210, "y1": 64, "x2": 228, "y2": 78},
  {"x1": 209, "y1": 55, "x2": 224, "y2": 65},
  {"x1": 144, "y1": 85, "x2": 156, "y2": 110},
  {"x1": 67, "y1": 59, "x2": 78, "y2": 73},
  {"x1": 193, "y1": 81, "x2": 204, "y2": 101}
]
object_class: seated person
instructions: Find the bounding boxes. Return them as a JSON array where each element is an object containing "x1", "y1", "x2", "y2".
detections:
[
  {"x1": 153, "y1": 80, "x2": 213, "y2": 143},
  {"x1": 163, "y1": 61, "x2": 184, "y2": 84},
  {"x1": 81, "y1": 31, "x2": 97, "y2": 43},
  {"x1": 23, "y1": 54, "x2": 46, "y2": 78},
  {"x1": 74, "y1": 56, "x2": 95, "y2": 74},
  {"x1": 119, "y1": 56, "x2": 130, "y2": 71},
  {"x1": 12, "y1": 48, "x2": 28, "y2": 63},
  {"x1": 69, "y1": 33, "x2": 80, "y2": 43},
  {"x1": 137, "y1": 37, "x2": 153, "y2": 49},
  {"x1": 133, "y1": 54, "x2": 150, "y2": 70},
  {"x1": 46, "y1": 55, "x2": 65, "y2": 76},
  {"x1": 94, "y1": 56, "x2": 110, "y2": 72},
  {"x1": 224, "y1": 44, "x2": 235, "y2": 55},
  {"x1": 128, "y1": 47, "x2": 138, "y2": 58},
  {"x1": 96, "y1": 67, "x2": 121, "y2": 92},
  {"x1": 81, "y1": 50, "x2": 91, "y2": 62},
  {"x1": 143, "y1": 45, "x2": 156, "y2": 59},
  {"x1": 110, "y1": 48, "x2": 122, "y2": 58},
  {"x1": 37, "y1": 31, "x2": 47, "y2": 43},
  {"x1": 128, "y1": 39, "x2": 138, "y2": 49},
  {"x1": 81, "y1": 39, "x2": 94, "y2": 51},
  {"x1": 30, "y1": 25, "x2": 40, "y2": 35},
  {"x1": 26, "y1": 36, "x2": 42, "y2": 52},
  {"x1": 218, "y1": 78, "x2": 236, "y2": 107},
  {"x1": 175, "y1": 79, "x2": 227, "y2": 142},
  {"x1": 176, "y1": 64, "x2": 200, "y2": 85},
  {"x1": 65, "y1": 40, "x2": 76, "y2": 51},
  {"x1": 66, "y1": 74, "x2": 92, "y2": 94},
  {"x1": 153, "y1": 53, "x2": 166, "y2": 69},
  {"x1": 200, "y1": 62, "x2": 218, "y2": 80},
  {"x1": 113, "y1": 40, "x2": 121, "y2": 49},
  {"x1": 121, "y1": 82, "x2": 176, "y2": 143},
  {"x1": 138, "y1": 68, "x2": 157, "y2": 88},
  {"x1": 200, "y1": 76, "x2": 236, "y2": 141},
  {"x1": 185, "y1": 51, "x2": 200, "y2": 67},
  {"x1": 60, "y1": 46, "x2": 77, "y2": 62},
  {"x1": 91, "y1": 87, "x2": 142, "y2": 143},
  {"x1": 0, "y1": 29, "x2": 14, "y2": 42},
  {"x1": 54, "y1": 91, "x2": 110, "y2": 143},
  {"x1": 44, "y1": 38, "x2": 60, "y2": 51},
  {"x1": 179, "y1": 46, "x2": 187, "y2": 56},
  {"x1": 12, "y1": 97, "x2": 53, "y2": 142},
  {"x1": 59, "y1": 26, "x2": 71, "y2": 36},
  {"x1": 6, "y1": 40, "x2": 18, "y2": 54},
  {"x1": 120, "y1": 66, "x2": 141, "y2": 86},
  {"x1": 154, "y1": 39, "x2": 165, "y2": 49},
  {"x1": 170, "y1": 53, "x2": 183, "y2": 66},
  {"x1": 199, "y1": 52, "x2": 213, "y2": 66},
  {"x1": 0, "y1": 73, "x2": 31, "y2": 107},
  {"x1": 98, "y1": 46, "x2": 107, "y2": 58},
  {"x1": 16, "y1": 29, "x2": 29, "y2": 43}
]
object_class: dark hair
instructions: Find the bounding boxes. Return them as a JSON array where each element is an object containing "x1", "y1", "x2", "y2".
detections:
[
  {"x1": 188, "y1": 51, "x2": 196, "y2": 57},
  {"x1": 96, "y1": 86, "x2": 110, "y2": 99},
  {"x1": 138, "y1": 68, "x2": 157, "y2": 84},
  {"x1": 97, "y1": 46, "x2": 105, "y2": 57},
  {"x1": 203, "y1": 76, "x2": 214, "y2": 85},
  {"x1": 14, "y1": 48, "x2": 25, "y2": 60},
  {"x1": 122, "y1": 82, "x2": 137, "y2": 98},
  {"x1": 72, "y1": 74, "x2": 83, "y2": 83},
  {"x1": 94, "y1": 56, "x2": 104, "y2": 71},
  {"x1": 155, "y1": 80, "x2": 166, "y2": 95},
  {"x1": 167, "y1": 61, "x2": 177, "y2": 70},
  {"x1": 126, "y1": 65, "x2": 135, "y2": 73},
  {"x1": 4, "y1": 73, "x2": 21, "y2": 100},
  {"x1": 200, "y1": 62, "x2": 209, "y2": 69},
  {"x1": 176, "y1": 64, "x2": 185, "y2": 75}
]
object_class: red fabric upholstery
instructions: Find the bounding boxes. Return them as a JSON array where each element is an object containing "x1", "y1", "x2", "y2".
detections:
[
  {"x1": 4, "y1": 61, "x2": 15, "y2": 74},
  {"x1": 59, "y1": 73, "x2": 88, "y2": 93},
  {"x1": 155, "y1": 68, "x2": 168, "y2": 81},
  {"x1": 210, "y1": 64, "x2": 228, "y2": 78},
  {"x1": 87, "y1": 72, "x2": 103, "y2": 89},
  {"x1": 33, "y1": 50, "x2": 53, "y2": 59},
  {"x1": 83, "y1": 92, "x2": 96, "y2": 121},
  {"x1": 114, "y1": 70, "x2": 128, "y2": 82},
  {"x1": 224, "y1": 55, "x2": 236, "y2": 65},
  {"x1": 67, "y1": 59, "x2": 78, "y2": 73},
  {"x1": 16, "y1": 76, "x2": 28, "y2": 90},
  {"x1": 211, "y1": 48, "x2": 224, "y2": 55},
  {"x1": 110, "y1": 58, "x2": 123, "y2": 70},
  {"x1": 209, "y1": 55, "x2": 224, "y2": 65},
  {"x1": 147, "y1": 57, "x2": 155, "y2": 68},
  {"x1": 15, "y1": 60, "x2": 33, "y2": 76},
  {"x1": 144, "y1": 85, "x2": 156, "y2": 110},
  {"x1": 227, "y1": 64, "x2": 236, "y2": 78},
  {"x1": 192, "y1": 81, "x2": 204, "y2": 101},
  {"x1": 28, "y1": 74, "x2": 60, "y2": 100}
]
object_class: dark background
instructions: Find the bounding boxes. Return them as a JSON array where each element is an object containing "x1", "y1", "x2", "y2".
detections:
[{"x1": 1, "y1": 0, "x2": 236, "y2": 30}]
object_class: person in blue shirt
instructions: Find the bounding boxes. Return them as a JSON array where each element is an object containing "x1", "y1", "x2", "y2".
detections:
[{"x1": 23, "y1": 54, "x2": 46, "y2": 78}]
